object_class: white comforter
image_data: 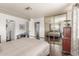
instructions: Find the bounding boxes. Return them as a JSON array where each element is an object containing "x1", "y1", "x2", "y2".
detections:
[{"x1": 0, "y1": 38, "x2": 49, "y2": 56}]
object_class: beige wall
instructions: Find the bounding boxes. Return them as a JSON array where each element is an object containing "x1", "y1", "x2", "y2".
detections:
[
  {"x1": 66, "y1": 4, "x2": 79, "y2": 56},
  {"x1": 0, "y1": 13, "x2": 28, "y2": 42},
  {"x1": 71, "y1": 6, "x2": 79, "y2": 56}
]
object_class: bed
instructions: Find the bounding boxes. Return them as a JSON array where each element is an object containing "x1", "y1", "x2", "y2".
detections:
[
  {"x1": 47, "y1": 30, "x2": 61, "y2": 41},
  {"x1": 0, "y1": 38, "x2": 49, "y2": 56}
]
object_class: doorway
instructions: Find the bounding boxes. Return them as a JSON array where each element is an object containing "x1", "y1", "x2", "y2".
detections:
[
  {"x1": 6, "y1": 19, "x2": 15, "y2": 42},
  {"x1": 26, "y1": 21, "x2": 29, "y2": 38},
  {"x1": 35, "y1": 22, "x2": 40, "y2": 39}
]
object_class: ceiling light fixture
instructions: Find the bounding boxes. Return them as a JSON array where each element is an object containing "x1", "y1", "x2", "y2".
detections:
[{"x1": 25, "y1": 7, "x2": 32, "y2": 10}]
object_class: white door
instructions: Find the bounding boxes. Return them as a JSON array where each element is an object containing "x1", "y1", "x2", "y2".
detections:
[
  {"x1": 26, "y1": 21, "x2": 29, "y2": 38},
  {"x1": 6, "y1": 20, "x2": 15, "y2": 41},
  {"x1": 35, "y1": 22, "x2": 40, "y2": 39}
]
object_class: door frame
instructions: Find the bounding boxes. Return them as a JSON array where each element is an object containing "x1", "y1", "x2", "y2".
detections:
[
  {"x1": 6, "y1": 19, "x2": 15, "y2": 42},
  {"x1": 35, "y1": 22, "x2": 40, "y2": 39}
]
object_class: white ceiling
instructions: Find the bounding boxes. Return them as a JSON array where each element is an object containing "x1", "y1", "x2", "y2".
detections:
[{"x1": 0, "y1": 3, "x2": 71, "y2": 19}]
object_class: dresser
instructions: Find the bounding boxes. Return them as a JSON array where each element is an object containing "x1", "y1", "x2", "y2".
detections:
[{"x1": 62, "y1": 27, "x2": 71, "y2": 54}]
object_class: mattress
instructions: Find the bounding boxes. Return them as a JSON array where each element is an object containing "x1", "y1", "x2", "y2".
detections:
[
  {"x1": 0, "y1": 38, "x2": 49, "y2": 56},
  {"x1": 48, "y1": 32, "x2": 60, "y2": 37}
]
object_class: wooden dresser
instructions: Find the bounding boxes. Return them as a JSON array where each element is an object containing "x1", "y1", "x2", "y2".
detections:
[{"x1": 62, "y1": 27, "x2": 71, "y2": 54}]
